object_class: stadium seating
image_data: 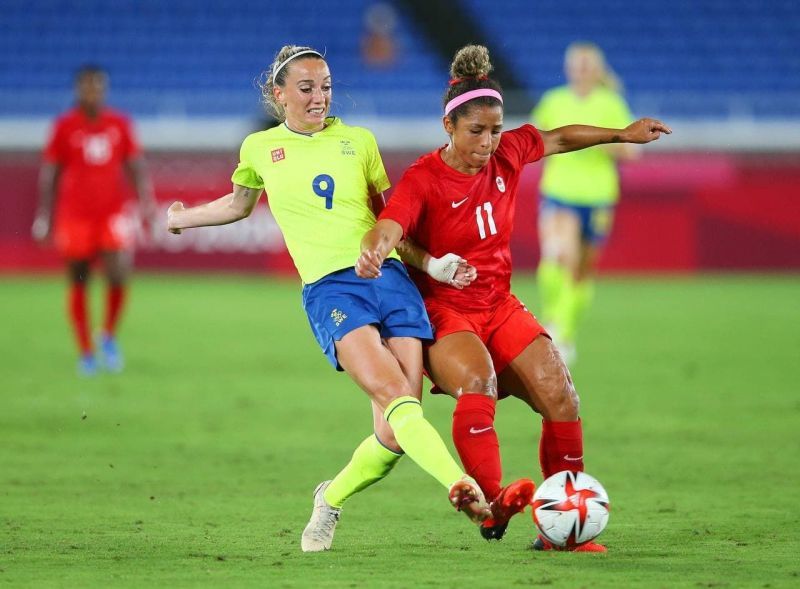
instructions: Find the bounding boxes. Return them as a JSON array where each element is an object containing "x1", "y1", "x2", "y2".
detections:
[
  {"x1": 0, "y1": 0, "x2": 798, "y2": 119},
  {"x1": 0, "y1": 0, "x2": 445, "y2": 117},
  {"x1": 460, "y1": 0, "x2": 800, "y2": 118}
]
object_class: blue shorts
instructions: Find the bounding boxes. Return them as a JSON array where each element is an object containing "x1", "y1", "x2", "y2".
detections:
[
  {"x1": 301, "y1": 258, "x2": 433, "y2": 371},
  {"x1": 541, "y1": 196, "x2": 615, "y2": 244}
]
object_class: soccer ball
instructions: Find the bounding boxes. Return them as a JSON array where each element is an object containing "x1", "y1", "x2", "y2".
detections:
[{"x1": 531, "y1": 470, "x2": 610, "y2": 548}]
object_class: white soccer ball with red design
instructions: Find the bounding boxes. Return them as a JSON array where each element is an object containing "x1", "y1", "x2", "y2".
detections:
[{"x1": 532, "y1": 470, "x2": 610, "y2": 548}]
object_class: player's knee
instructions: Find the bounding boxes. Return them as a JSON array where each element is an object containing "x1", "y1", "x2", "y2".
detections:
[
  {"x1": 538, "y1": 369, "x2": 579, "y2": 421},
  {"x1": 540, "y1": 238, "x2": 562, "y2": 262},
  {"x1": 575, "y1": 263, "x2": 594, "y2": 282},
  {"x1": 107, "y1": 274, "x2": 127, "y2": 287},
  {"x1": 106, "y1": 265, "x2": 131, "y2": 286},
  {"x1": 373, "y1": 377, "x2": 415, "y2": 408},
  {"x1": 69, "y1": 263, "x2": 90, "y2": 283},
  {"x1": 460, "y1": 371, "x2": 498, "y2": 400}
]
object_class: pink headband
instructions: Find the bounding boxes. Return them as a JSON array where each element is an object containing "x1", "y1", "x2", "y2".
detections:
[{"x1": 444, "y1": 89, "x2": 503, "y2": 116}]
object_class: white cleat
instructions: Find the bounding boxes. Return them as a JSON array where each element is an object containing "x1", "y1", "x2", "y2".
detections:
[
  {"x1": 301, "y1": 480, "x2": 341, "y2": 552},
  {"x1": 448, "y1": 476, "x2": 492, "y2": 524}
]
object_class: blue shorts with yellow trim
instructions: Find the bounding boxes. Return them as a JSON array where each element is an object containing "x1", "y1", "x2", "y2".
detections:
[
  {"x1": 301, "y1": 258, "x2": 433, "y2": 371},
  {"x1": 541, "y1": 195, "x2": 615, "y2": 244}
]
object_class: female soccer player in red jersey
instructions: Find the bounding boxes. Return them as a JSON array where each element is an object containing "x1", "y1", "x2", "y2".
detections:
[
  {"x1": 33, "y1": 65, "x2": 155, "y2": 375},
  {"x1": 357, "y1": 45, "x2": 671, "y2": 551}
]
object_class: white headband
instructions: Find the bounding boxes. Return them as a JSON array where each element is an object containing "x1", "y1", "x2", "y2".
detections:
[{"x1": 272, "y1": 50, "x2": 324, "y2": 82}]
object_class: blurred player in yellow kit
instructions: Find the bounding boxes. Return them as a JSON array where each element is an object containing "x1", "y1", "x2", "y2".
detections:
[{"x1": 532, "y1": 42, "x2": 638, "y2": 364}]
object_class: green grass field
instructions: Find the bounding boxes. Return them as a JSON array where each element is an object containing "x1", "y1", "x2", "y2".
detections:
[{"x1": 2, "y1": 273, "x2": 799, "y2": 588}]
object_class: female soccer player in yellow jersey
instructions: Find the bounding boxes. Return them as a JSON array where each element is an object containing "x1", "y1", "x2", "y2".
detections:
[
  {"x1": 532, "y1": 42, "x2": 638, "y2": 364},
  {"x1": 166, "y1": 45, "x2": 491, "y2": 552}
]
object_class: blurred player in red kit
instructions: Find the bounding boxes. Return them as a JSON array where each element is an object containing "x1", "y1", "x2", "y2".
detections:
[
  {"x1": 33, "y1": 65, "x2": 155, "y2": 375},
  {"x1": 357, "y1": 45, "x2": 670, "y2": 551}
]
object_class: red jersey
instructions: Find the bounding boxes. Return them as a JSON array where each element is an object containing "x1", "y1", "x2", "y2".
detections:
[
  {"x1": 380, "y1": 125, "x2": 544, "y2": 310},
  {"x1": 43, "y1": 107, "x2": 141, "y2": 219}
]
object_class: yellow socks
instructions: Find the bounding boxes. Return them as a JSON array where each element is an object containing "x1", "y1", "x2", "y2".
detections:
[
  {"x1": 384, "y1": 396, "x2": 463, "y2": 488},
  {"x1": 537, "y1": 259, "x2": 567, "y2": 325},
  {"x1": 324, "y1": 435, "x2": 402, "y2": 508}
]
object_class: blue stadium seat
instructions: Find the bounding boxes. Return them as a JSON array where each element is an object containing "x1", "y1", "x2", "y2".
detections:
[{"x1": 0, "y1": 0, "x2": 797, "y2": 119}]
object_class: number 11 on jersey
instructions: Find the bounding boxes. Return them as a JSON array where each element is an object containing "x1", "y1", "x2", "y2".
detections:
[{"x1": 475, "y1": 202, "x2": 497, "y2": 239}]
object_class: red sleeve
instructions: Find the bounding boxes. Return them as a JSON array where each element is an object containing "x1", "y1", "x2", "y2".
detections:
[
  {"x1": 378, "y1": 167, "x2": 426, "y2": 237},
  {"x1": 120, "y1": 116, "x2": 142, "y2": 159},
  {"x1": 501, "y1": 124, "x2": 545, "y2": 168},
  {"x1": 43, "y1": 118, "x2": 66, "y2": 164}
]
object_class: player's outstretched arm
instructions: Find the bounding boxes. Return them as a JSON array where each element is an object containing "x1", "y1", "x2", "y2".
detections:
[
  {"x1": 540, "y1": 118, "x2": 672, "y2": 157},
  {"x1": 167, "y1": 184, "x2": 262, "y2": 234}
]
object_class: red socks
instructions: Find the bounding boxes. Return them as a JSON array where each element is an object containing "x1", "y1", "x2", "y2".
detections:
[
  {"x1": 452, "y1": 393, "x2": 502, "y2": 501},
  {"x1": 68, "y1": 282, "x2": 92, "y2": 354},
  {"x1": 68, "y1": 283, "x2": 127, "y2": 355},
  {"x1": 540, "y1": 419, "x2": 584, "y2": 478},
  {"x1": 104, "y1": 284, "x2": 126, "y2": 335},
  {"x1": 452, "y1": 398, "x2": 585, "y2": 494}
]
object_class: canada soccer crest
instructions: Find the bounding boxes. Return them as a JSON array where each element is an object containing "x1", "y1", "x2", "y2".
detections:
[{"x1": 495, "y1": 176, "x2": 506, "y2": 193}]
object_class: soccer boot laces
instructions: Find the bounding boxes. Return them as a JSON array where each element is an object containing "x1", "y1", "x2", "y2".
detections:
[{"x1": 301, "y1": 480, "x2": 341, "y2": 552}]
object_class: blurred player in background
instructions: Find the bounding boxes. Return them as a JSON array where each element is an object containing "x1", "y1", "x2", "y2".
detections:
[
  {"x1": 358, "y1": 44, "x2": 670, "y2": 551},
  {"x1": 166, "y1": 45, "x2": 496, "y2": 553},
  {"x1": 532, "y1": 42, "x2": 637, "y2": 364},
  {"x1": 32, "y1": 65, "x2": 155, "y2": 376}
]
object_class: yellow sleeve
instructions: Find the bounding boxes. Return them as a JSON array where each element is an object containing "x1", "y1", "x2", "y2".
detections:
[
  {"x1": 362, "y1": 129, "x2": 391, "y2": 195},
  {"x1": 230, "y1": 135, "x2": 264, "y2": 189}
]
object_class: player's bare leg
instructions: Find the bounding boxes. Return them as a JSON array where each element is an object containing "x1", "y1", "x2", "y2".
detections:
[
  {"x1": 499, "y1": 336, "x2": 606, "y2": 552},
  {"x1": 537, "y1": 208, "x2": 581, "y2": 364},
  {"x1": 301, "y1": 326, "x2": 487, "y2": 552},
  {"x1": 498, "y1": 335, "x2": 579, "y2": 423},
  {"x1": 338, "y1": 328, "x2": 489, "y2": 523}
]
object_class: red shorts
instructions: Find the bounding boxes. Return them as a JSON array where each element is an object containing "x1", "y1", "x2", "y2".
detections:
[
  {"x1": 425, "y1": 293, "x2": 549, "y2": 380},
  {"x1": 54, "y1": 212, "x2": 135, "y2": 260}
]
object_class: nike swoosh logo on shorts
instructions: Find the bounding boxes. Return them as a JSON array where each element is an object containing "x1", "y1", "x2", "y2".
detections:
[
  {"x1": 564, "y1": 455, "x2": 584, "y2": 461},
  {"x1": 451, "y1": 197, "x2": 469, "y2": 208},
  {"x1": 469, "y1": 426, "x2": 494, "y2": 434}
]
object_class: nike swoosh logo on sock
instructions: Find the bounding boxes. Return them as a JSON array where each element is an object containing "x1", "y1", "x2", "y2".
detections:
[
  {"x1": 564, "y1": 455, "x2": 584, "y2": 461},
  {"x1": 469, "y1": 426, "x2": 494, "y2": 434}
]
